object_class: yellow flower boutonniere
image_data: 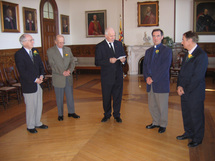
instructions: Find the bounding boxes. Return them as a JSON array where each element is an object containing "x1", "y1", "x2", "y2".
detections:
[
  {"x1": 33, "y1": 50, "x2": 38, "y2": 56},
  {"x1": 65, "y1": 54, "x2": 68, "y2": 57},
  {"x1": 187, "y1": 54, "x2": 194, "y2": 60},
  {"x1": 155, "y1": 50, "x2": 159, "y2": 54}
]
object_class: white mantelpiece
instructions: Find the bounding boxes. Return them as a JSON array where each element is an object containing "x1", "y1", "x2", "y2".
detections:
[{"x1": 126, "y1": 45, "x2": 151, "y2": 75}]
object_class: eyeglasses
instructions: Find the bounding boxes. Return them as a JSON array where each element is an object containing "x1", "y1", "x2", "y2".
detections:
[
  {"x1": 57, "y1": 41, "x2": 65, "y2": 44},
  {"x1": 25, "y1": 39, "x2": 34, "y2": 42}
]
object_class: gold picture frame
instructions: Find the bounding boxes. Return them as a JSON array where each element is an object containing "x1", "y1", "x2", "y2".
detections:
[
  {"x1": 23, "y1": 7, "x2": 37, "y2": 33},
  {"x1": 85, "y1": 10, "x2": 107, "y2": 37},
  {"x1": 193, "y1": 0, "x2": 215, "y2": 35},
  {"x1": 0, "y1": 1, "x2": 20, "y2": 32},
  {"x1": 61, "y1": 14, "x2": 70, "y2": 34},
  {"x1": 137, "y1": 1, "x2": 159, "y2": 27}
]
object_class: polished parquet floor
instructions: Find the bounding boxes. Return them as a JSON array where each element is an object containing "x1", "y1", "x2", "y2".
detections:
[{"x1": 0, "y1": 74, "x2": 214, "y2": 161}]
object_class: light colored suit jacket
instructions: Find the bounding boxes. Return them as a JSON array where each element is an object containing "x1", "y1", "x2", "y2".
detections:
[{"x1": 47, "y1": 45, "x2": 75, "y2": 88}]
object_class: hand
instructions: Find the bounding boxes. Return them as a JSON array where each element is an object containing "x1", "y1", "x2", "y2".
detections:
[
  {"x1": 35, "y1": 78, "x2": 43, "y2": 84},
  {"x1": 110, "y1": 57, "x2": 117, "y2": 64},
  {"x1": 39, "y1": 75, "x2": 44, "y2": 81},
  {"x1": 63, "y1": 70, "x2": 71, "y2": 76},
  {"x1": 146, "y1": 77, "x2": 153, "y2": 85},
  {"x1": 177, "y1": 86, "x2": 185, "y2": 96},
  {"x1": 119, "y1": 57, "x2": 126, "y2": 63}
]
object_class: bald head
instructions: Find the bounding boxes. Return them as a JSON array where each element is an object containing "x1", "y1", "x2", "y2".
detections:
[
  {"x1": 55, "y1": 35, "x2": 65, "y2": 48},
  {"x1": 105, "y1": 27, "x2": 115, "y2": 43}
]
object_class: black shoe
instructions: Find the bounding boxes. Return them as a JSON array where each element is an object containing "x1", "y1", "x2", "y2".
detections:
[
  {"x1": 188, "y1": 141, "x2": 202, "y2": 147},
  {"x1": 101, "y1": 116, "x2": 110, "y2": 122},
  {"x1": 158, "y1": 127, "x2": 166, "y2": 133},
  {"x1": 58, "y1": 116, "x2": 64, "y2": 121},
  {"x1": 176, "y1": 134, "x2": 190, "y2": 140},
  {"x1": 35, "y1": 124, "x2": 48, "y2": 129},
  {"x1": 27, "y1": 128, "x2": 38, "y2": 133},
  {"x1": 146, "y1": 123, "x2": 160, "y2": 129},
  {"x1": 115, "y1": 117, "x2": 122, "y2": 123},
  {"x1": 68, "y1": 113, "x2": 80, "y2": 118}
]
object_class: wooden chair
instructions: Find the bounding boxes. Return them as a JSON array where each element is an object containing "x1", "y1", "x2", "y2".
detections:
[
  {"x1": 0, "y1": 69, "x2": 20, "y2": 109},
  {"x1": 3, "y1": 66, "x2": 22, "y2": 100},
  {"x1": 42, "y1": 61, "x2": 52, "y2": 90},
  {"x1": 170, "y1": 51, "x2": 185, "y2": 83}
]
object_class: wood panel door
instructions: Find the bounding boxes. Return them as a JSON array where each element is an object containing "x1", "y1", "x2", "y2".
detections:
[
  {"x1": 42, "y1": 19, "x2": 56, "y2": 59},
  {"x1": 40, "y1": 0, "x2": 59, "y2": 61}
]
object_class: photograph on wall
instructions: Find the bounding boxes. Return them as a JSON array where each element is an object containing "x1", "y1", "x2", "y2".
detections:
[
  {"x1": 137, "y1": 1, "x2": 159, "y2": 27},
  {"x1": 194, "y1": 0, "x2": 215, "y2": 35},
  {"x1": 23, "y1": 7, "x2": 37, "y2": 33},
  {"x1": 85, "y1": 10, "x2": 107, "y2": 37},
  {"x1": 61, "y1": 14, "x2": 70, "y2": 34},
  {"x1": 0, "y1": 1, "x2": 20, "y2": 32}
]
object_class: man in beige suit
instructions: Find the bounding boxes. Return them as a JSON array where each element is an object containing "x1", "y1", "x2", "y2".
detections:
[{"x1": 47, "y1": 35, "x2": 80, "y2": 121}]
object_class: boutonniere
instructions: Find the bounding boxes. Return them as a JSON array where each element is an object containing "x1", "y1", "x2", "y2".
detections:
[
  {"x1": 187, "y1": 54, "x2": 194, "y2": 60},
  {"x1": 65, "y1": 53, "x2": 69, "y2": 57},
  {"x1": 33, "y1": 50, "x2": 38, "y2": 56},
  {"x1": 155, "y1": 50, "x2": 159, "y2": 54}
]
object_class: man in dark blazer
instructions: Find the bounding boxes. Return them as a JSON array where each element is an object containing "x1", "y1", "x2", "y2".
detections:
[
  {"x1": 15, "y1": 34, "x2": 48, "y2": 134},
  {"x1": 143, "y1": 29, "x2": 172, "y2": 133},
  {"x1": 47, "y1": 35, "x2": 80, "y2": 121},
  {"x1": 177, "y1": 31, "x2": 208, "y2": 147},
  {"x1": 95, "y1": 27, "x2": 126, "y2": 123}
]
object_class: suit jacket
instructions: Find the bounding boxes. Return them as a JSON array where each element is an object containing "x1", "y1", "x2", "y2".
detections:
[
  {"x1": 143, "y1": 44, "x2": 172, "y2": 93},
  {"x1": 177, "y1": 45, "x2": 208, "y2": 101},
  {"x1": 47, "y1": 45, "x2": 75, "y2": 88},
  {"x1": 95, "y1": 40, "x2": 126, "y2": 85},
  {"x1": 15, "y1": 47, "x2": 45, "y2": 93}
]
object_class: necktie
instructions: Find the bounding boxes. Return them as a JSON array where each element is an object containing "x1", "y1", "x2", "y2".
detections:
[
  {"x1": 109, "y1": 43, "x2": 115, "y2": 54},
  {"x1": 29, "y1": 50, "x2": 34, "y2": 62}
]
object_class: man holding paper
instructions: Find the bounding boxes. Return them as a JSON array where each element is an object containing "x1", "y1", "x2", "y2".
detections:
[{"x1": 95, "y1": 27, "x2": 126, "y2": 123}]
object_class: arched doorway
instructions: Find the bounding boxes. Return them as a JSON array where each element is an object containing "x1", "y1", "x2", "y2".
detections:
[
  {"x1": 138, "y1": 56, "x2": 144, "y2": 74},
  {"x1": 40, "y1": 0, "x2": 58, "y2": 61}
]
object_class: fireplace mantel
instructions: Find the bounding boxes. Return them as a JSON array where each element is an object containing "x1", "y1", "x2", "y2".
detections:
[{"x1": 126, "y1": 45, "x2": 151, "y2": 75}]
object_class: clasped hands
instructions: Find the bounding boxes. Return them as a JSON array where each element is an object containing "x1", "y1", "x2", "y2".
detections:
[
  {"x1": 63, "y1": 70, "x2": 71, "y2": 76},
  {"x1": 109, "y1": 57, "x2": 126, "y2": 64},
  {"x1": 35, "y1": 75, "x2": 44, "y2": 84}
]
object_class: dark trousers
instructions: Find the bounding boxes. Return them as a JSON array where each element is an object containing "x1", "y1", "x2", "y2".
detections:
[
  {"x1": 101, "y1": 82, "x2": 123, "y2": 118},
  {"x1": 181, "y1": 98, "x2": 205, "y2": 143}
]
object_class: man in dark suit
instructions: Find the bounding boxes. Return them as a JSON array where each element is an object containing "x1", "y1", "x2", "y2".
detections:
[
  {"x1": 95, "y1": 27, "x2": 126, "y2": 123},
  {"x1": 176, "y1": 31, "x2": 208, "y2": 147},
  {"x1": 47, "y1": 35, "x2": 80, "y2": 121},
  {"x1": 15, "y1": 34, "x2": 48, "y2": 134},
  {"x1": 143, "y1": 29, "x2": 172, "y2": 133}
]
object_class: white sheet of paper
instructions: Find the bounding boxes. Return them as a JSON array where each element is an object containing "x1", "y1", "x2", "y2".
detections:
[{"x1": 117, "y1": 56, "x2": 126, "y2": 60}]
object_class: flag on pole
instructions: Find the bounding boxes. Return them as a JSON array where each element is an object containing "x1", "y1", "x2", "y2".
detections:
[{"x1": 119, "y1": 15, "x2": 124, "y2": 43}]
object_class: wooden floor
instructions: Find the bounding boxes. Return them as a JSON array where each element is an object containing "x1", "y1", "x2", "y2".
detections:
[{"x1": 0, "y1": 74, "x2": 214, "y2": 161}]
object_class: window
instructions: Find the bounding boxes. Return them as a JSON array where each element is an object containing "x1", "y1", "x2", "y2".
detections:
[{"x1": 43, "y1": 1, "x2": 54, "y2": 19}]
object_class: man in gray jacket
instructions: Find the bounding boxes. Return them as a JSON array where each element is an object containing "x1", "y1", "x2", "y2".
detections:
[{"x1": 47, "y1": 35, "x2": 80, "y2": 121}]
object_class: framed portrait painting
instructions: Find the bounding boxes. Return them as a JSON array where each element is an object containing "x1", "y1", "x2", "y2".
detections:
[
  {"x1": 23, "y1": 7, "x2": 37, "y2": 33},
  {"x1": 137, "y1": 1, "x2": 159, "y2": 27},
  {"x1": 193, "y1": 0, "x2": 215, "y2": 35},
  {"x1": 61, "y1": 14, "x2": 70, "y2": 34},
  {"x1": 85, "y1": 10, "x2": 107, "y2": 37},
  {"x1": 0, "y1": 1, "x2": 20, "y2": 32}
]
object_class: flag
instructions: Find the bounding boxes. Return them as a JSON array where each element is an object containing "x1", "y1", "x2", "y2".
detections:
[{"x1": 119, "y1": 17, "x2": 124, "y2": 43}]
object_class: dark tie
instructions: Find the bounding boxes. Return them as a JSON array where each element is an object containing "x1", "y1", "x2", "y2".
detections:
[
  {"x1": 109, "y1": 43, "x2": 115, "y2": 54},
  {"x1": 29, "y1": 50, "x2": 34, "y2": 62}
]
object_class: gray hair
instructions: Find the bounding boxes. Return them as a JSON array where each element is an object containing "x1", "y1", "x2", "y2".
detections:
[
  {"x1": 19, "y1": 34, "x2": 27, "y2": 45},
  {"x1": 105, "y1": 27, "x2": 114, "y2": 35}
]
